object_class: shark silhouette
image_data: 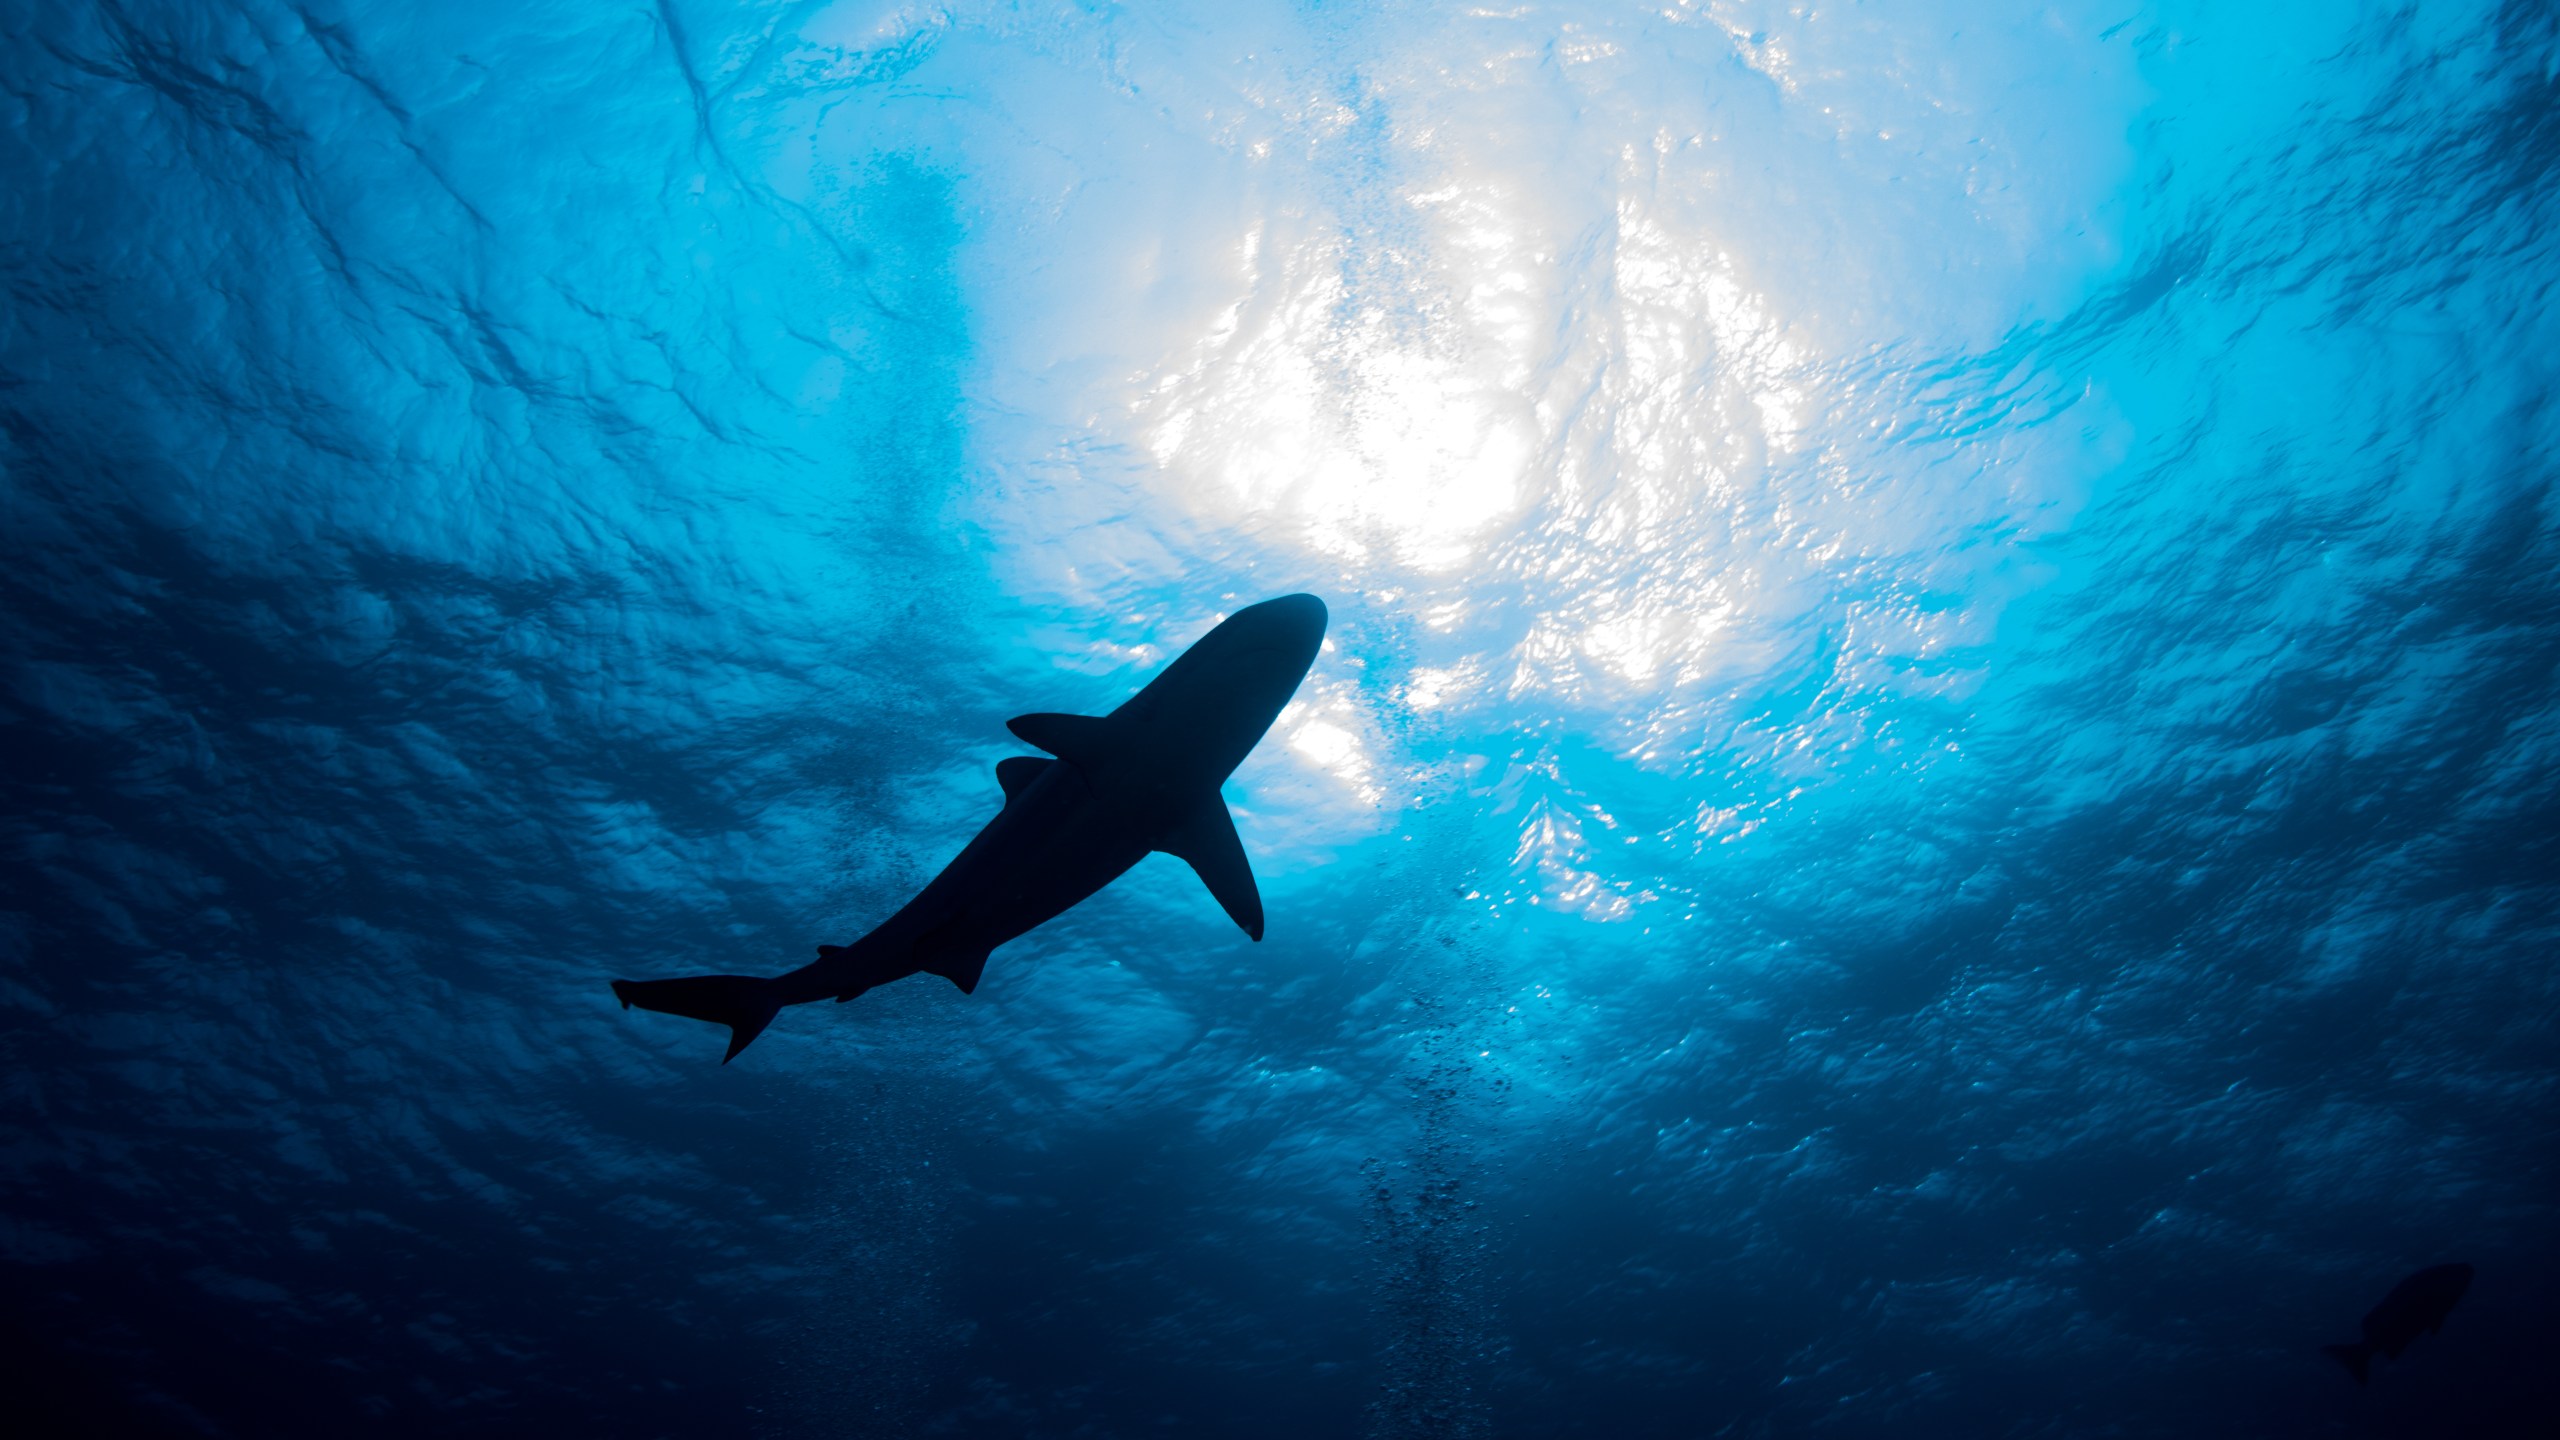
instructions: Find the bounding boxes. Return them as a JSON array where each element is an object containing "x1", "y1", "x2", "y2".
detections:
[{"x1": 611, "y1": 593, "x2": 1328, "y2": 1062}]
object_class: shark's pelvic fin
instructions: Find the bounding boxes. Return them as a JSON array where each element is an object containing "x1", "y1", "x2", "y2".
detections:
[
  {"x1": 912, "y1": 919, "x2": 992, "y2": 995},
  {"x1": 609, "y1": 974, "x2": 781, "y2": 1064},
  {"x1": 1006, "y1": 712, "x2": 1114, "y2": 768},
  {"x1": 926, "y1": 947, "x2": 989, "y2": 994},
  {"x1": 995, "y1": 755, "x2": 1052, "y2": 801},
  {"x1": 1160, "y1": 794, "x2": 1264, "y2": 941}
]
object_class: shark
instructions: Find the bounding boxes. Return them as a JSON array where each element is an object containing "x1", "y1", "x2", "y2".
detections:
[{"x1": 610, "y1": 592, "x2": 1329, "y2": 1062}]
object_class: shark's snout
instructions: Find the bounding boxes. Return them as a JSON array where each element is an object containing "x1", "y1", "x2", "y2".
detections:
[{"x1": 1225, "y1": 592, "x2": 1328, "y2": 657}]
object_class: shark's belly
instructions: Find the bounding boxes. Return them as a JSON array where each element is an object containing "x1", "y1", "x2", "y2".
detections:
[
  {"x1": 978, "y1": 841, "x2": 1150, "y2": 949},
  {"x1": 898, "y1": 767, "x2": 1162, "y2": 961}
]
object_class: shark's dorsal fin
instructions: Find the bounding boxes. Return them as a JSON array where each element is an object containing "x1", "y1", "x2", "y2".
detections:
[
  {"x1": 1007, "y1": 712, "x2": 1114, "y2": 768},
  {"x1": 1158, "y1": 793, "x2": 1264, "y2": 941},
  {"x1": 995, "y1": 755, "x2": 1052, "y2": 801}
]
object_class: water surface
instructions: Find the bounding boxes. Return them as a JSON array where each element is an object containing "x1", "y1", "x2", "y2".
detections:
[{"x1": 3, "y1": 1, "x2": 2555, "y2": 1434}]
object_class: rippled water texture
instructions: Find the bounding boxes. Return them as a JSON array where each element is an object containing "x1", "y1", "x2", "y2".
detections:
[{"x1": 5, "y1": 2, "x2": 2557, "y2": 1435}]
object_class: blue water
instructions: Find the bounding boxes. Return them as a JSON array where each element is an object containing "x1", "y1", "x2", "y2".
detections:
[{"x1": 5, "y1": 2, "x2": 2556, "y2": 1435}]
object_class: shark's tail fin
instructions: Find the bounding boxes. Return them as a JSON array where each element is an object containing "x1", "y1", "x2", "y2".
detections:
[
  {"x1": 611, "y1": 974, "x2": 782, "y2": 1063},
  {"x1": 2323, "y1": 1342, "x2": 2372, "y2": 1385}
]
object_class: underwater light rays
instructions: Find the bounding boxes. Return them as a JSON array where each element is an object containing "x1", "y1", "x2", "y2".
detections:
[
  {"x1": 905, "y1": 19, "x2": 2087, "y2": 931},
  {"x1": 846, "y1": 2, "x2": 2019, "y2": 733},
  {"x1": 770, "y1": 0, "x2": 2145, "y2": 929}
]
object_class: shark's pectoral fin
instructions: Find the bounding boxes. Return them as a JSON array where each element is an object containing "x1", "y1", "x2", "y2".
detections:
[
  {"x1": 1159, "y1": 794, "x2": 1264, "y2": 941},
  {"x1": 1006, "y1": 712, "x2": 1114, "y2": 768},
  {"x1": 995, "y1": 755, "x2": 1052, "y2": 802}
]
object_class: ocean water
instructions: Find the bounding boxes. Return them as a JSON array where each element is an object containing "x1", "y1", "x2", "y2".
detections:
[{"x1": 4, "y1": 1, "x2": 2556, "y2": 1435}]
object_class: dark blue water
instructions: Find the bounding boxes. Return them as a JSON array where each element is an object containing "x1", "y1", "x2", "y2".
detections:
[{"x1": 5, "y1": 2, "x2": 2556, "y2": 1435}]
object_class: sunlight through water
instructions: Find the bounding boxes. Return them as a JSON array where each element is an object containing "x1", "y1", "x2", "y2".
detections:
[{"x1": 853, "y1": 0, "x2": 2145, "y2": 919}]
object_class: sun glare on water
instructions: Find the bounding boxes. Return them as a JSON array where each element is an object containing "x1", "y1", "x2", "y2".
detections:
[{"x1": 896, "y1": 3, "x2": 2122, "y2": 909}]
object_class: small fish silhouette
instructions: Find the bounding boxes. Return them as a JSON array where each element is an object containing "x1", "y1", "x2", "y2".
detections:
[{"x1": 2323, "y1": 1262, "x2": 2472, "y2": 1384}]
